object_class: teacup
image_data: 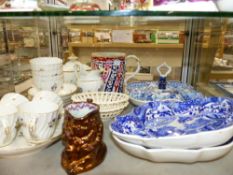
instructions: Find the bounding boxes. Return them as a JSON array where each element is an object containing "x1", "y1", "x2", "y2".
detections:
[
  {"x1": 0, "y1": 93, "x2": 29, "y2": 107},
  {"x1": 32, "y1": 70, "x2": 63, "y2": 77},
  {"x1": 33, "y1": 90, "x2": 64, "y2": 114},
  {"x1": 0, "y1": 104, "x2": 18, "y2": 147},
  {"x1": 33, "y1": 90, "x2": 64, "y2": 128},
  {"x1": 30, "y1": 57, "x2": 64, "y2": 93},
  {"x1": 33, "y1": 75, "x2": 64, "y2": 92},
  {"x1": 18, "y1": 100, "x2": 59, "y2": 143},
  {"x1": 30, "y1": 57, "x2": 63, "y2": 72}
]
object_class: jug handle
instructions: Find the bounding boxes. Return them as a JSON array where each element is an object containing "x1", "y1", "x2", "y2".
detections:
[{"x1": 124, "y1": 55, "x2": 141, "y2": 87}]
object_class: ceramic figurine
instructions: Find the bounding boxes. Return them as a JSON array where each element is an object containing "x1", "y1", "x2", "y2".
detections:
[{"x1": 61, "y1": 101, "x2": 106, "y2": 175}]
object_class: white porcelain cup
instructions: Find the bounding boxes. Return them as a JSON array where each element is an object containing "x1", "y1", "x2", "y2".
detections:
[
  {"x1": 30, "y1": 57, "x2": 64, "y2": 92},
  {"x1": 32, "y1": 70, "x2": 63, "y2": 77},
  {"x1": 30, "y1": 57, "x2": 63, "y2": 71},
  {"x1": 33, "y1": 74, "x2": 64, "y2": 92},
  {"x1": 33, "y1": 90, "x2": 64, "y2": 115},
  {"x1": 0, "y1": 104, "x2": 18, "y2": 147},
  {"x1": 18, "y1": 100, "x2": 59, "y2": 143},
  {"x1": 0, "y1": 93, "x2": 29, "y2": 107}
]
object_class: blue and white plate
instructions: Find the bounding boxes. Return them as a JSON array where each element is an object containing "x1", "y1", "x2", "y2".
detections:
[
  {"x1": 110, "y1": 97, "x2": 233, "y2": 149},
  {"x1": 126, "y1": 81, "x2": 203, "y2": 106},
  {"x1": 214, "y1": 82, "x2": 233, "y2": 98}
]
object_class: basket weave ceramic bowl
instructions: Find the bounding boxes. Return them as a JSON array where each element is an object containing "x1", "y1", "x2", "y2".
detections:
[{"x1": 71, "y1": 92, "x2": 129, "y2": 120}]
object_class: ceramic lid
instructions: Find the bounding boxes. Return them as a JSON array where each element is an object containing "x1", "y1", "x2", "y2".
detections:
[
  {"x1": 63, "y1": 55, "x2": 79, "y2": 71},
  {"x1": 63, "y1": 61, "x2": 77, "y2": 71}
]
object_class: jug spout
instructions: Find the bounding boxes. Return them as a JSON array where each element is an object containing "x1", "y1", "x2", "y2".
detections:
[{"x1": 66, "y1": 102, "x2": 98, "y2": 119}]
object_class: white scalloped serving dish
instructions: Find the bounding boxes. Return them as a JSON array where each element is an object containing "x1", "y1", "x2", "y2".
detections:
[{"x1": 113, "y1": 135, "x2": 233, "y2": 163}]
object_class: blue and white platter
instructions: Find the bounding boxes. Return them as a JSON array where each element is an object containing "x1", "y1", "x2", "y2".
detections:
[
  {"x1": 126, "y1": 81, "x2": 203, "y2": 106},
  {"x1": 110, "y1": 97, "x2": 233, "y2": 149},
  {"x1": 214, "y1": 82, "x2": 233, "y2": 98}
]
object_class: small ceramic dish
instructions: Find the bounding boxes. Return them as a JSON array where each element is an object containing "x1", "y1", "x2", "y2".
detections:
[
  {"x1": 110, "y1": 97, "x2": 233, "y2": 149},
  {"x1": 126, "y1": 81, "x2": 203, "y2": 106},
  {"x1": 113, "y1": 135, "x2": 233, "y2": 163}
]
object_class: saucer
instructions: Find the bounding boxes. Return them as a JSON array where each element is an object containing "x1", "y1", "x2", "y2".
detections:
[
  {"x1": 0, "y1": 122, "x2": 62, "y2": 158},
  {"x1": 58, "y1": 83, "x2": 77, "y2": 97}
]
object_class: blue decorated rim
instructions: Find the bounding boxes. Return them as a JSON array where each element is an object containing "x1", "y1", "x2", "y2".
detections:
[{"x1": 66, "y1": 102, "x2": 99, "y2": 119}]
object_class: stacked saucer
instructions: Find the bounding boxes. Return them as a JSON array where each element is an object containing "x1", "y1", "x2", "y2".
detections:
[
  {"x1": 59, "y1": 83, "x2": 78, "y2": 107},
  {"x1": 110, "y1": 97, "x2": 233, "y2": 163}
]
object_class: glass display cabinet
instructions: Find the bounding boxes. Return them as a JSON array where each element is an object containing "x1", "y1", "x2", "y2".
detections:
[
  {"x1": 0, "y1": 1, "x2": 233, "y2": 175},
  {"x1": 1, "y1": 15, "x2": 232, "y2": 96}
]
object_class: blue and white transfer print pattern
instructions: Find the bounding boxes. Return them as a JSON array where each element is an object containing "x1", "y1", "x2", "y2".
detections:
[
  {"x1": 111, "y1": 97, "x2": 233, "y2": 138},
  {"x1": 127, "y1": 81, "x2": 203, "y2": 102}
]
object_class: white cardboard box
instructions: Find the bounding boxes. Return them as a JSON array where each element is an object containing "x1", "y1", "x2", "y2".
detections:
[{"x1": 112, "y1": 30, "x2": 134, "y2": 43}]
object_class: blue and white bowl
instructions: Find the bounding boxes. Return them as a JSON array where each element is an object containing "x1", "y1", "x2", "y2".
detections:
[
  {"x1": 110, "y1": 97, "x2": 233, "y2": 149},
  {"x1": 126, "y1": 81, "x2": 203, "y2": 106}
]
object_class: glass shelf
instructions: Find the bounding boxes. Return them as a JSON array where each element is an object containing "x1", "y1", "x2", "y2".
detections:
[{"x1": 0, "y1": 10, "x2": 233, "y2": 17}]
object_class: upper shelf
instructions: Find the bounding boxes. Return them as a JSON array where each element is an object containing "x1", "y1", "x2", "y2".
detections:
[
  {"x1": 0, "y1": 10, "x2": 233, "y2": 18},
  {"x1": 1, "y1": 0, "x2": 232, "y2": 17},
  {"x1": 68, "y1": 42, "x2": 184, "y2": 49}
]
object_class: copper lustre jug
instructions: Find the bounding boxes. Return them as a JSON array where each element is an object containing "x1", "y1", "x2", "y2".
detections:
[{"x1": 61, "y1": 101, "x2": 107, "y2": 175}]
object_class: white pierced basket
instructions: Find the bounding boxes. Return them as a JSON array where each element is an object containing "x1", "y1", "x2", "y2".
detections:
[{"x1": 71, "y1": 92, "x2": 129, "y2": 120}]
